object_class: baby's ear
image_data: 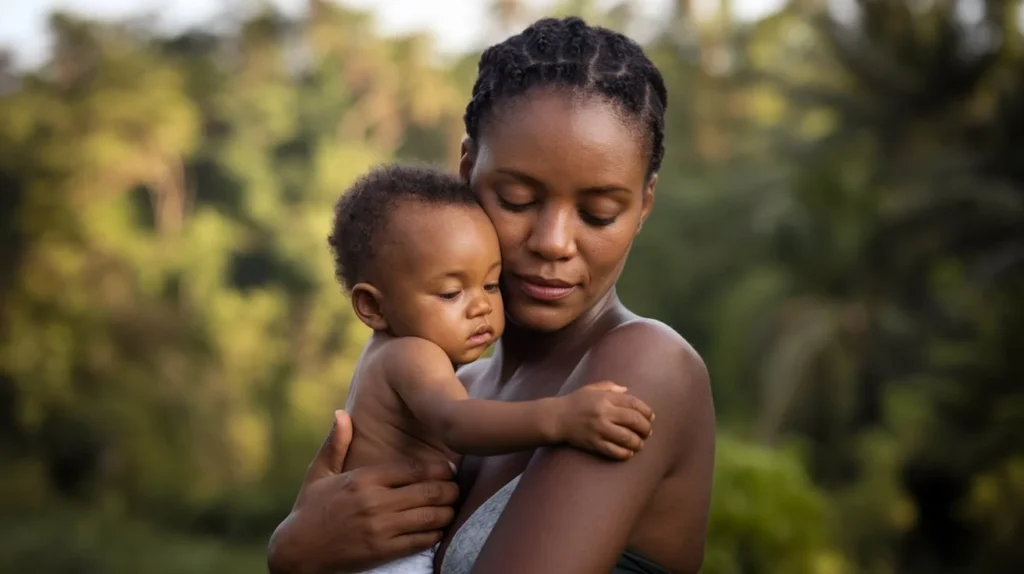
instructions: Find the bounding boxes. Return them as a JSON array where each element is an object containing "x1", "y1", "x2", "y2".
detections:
[{"x1": 351, "y1": 283, "x2": 388, "y2": 331}]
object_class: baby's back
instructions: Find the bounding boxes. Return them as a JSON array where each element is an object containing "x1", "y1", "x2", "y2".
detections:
[{"x1": 341, "y1": 337, "x2": 456, "y2": 473}]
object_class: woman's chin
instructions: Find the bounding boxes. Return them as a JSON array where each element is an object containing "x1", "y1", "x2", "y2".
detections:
[{"x1": 505, "y1": 302, "x2": 578, "y2": 334}]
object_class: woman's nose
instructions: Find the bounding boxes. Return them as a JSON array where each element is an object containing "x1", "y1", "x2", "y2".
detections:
[{"x1": 525, "y1": 205, "x2": 577, "y2": 261}]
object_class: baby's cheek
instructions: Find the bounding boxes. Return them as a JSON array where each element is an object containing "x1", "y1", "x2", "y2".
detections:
[
  {"x1": 408, "y1": 301, "x2": 446, "y2": 340},
  {"x1": 438, "y1": 303, "x2": 470, "y2": 336}
]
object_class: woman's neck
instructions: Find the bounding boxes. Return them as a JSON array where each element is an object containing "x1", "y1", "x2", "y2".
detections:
[{"x1": 498, "y1": 287, "x2": 624, "y2": 373}]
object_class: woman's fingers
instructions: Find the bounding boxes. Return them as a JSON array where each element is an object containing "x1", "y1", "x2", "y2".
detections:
[
  {"x1": 341, "y1": 475, "x2": 459, "y2": 516},
  {"x1": 356, "y1": 503, "x2": 453, "y2": 558},
  {"x1": 384, "y1": 480, "x2": 461, "y2": 513},
  {"x1": 386, "y1": 531, "x2": 447, "y2": 561},
  {"x1": 305, "y1": 410, "x2": 354, "y2": 481},
  {"x1": 386, "y1": 504, "x2": 457, "y2": 536},
  {"x1": 355, "y1": 457, "x2": 457, "y2": 489}
]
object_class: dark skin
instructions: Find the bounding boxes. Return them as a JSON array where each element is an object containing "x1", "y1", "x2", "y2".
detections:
[
  {"x1": 432, "y1": 90, "x2": 715, "y2": 573},
  {"x1": 343, "y1": 200, "x2": 655, "y2": 474},
  {"x1": 267, "y1": 89, "x2": 715, "y2": 574}
]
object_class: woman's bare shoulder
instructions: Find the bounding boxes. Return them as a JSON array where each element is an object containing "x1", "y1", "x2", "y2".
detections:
[
  {"x1": 595, "y1": 316, "x2": 706, "y2": 379},
  {"x1": 602, "y1": 315, "x2": 693, "y2": 347},
  {"x1": 583, "y1": 315, "x2": 713, "y2": 431},
  {"x1": 467, "y1": 317, "x2": 714, "y2": 574}
]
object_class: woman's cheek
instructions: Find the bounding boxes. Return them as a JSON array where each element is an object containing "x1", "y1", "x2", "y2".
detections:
[{"x1": 491, "y1": 217, "x2": 526, "y2": 254}]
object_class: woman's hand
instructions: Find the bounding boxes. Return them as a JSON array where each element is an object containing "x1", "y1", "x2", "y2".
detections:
[{"x1": 267, "y1": 411, "x2": 460, "y2": 574}]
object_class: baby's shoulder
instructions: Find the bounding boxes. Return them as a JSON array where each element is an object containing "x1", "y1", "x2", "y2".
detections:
[
  {"x1": 374, "y1": 336, "x2": 455, "y2": 384},
  {"x1": 378, "y1": 335, "x2": 448, "y2": 360}
]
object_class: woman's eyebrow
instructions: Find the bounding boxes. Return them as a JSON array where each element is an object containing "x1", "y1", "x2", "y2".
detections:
[
  {"x1": 581, "y1": 185, "x2": 631, "y2": 196},
  {"x1": 495, "y1": 168, "x2": 546, "y2": 190}
]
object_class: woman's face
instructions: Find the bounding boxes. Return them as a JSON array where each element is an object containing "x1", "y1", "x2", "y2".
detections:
[{"x1": 460, "y1": 88, "x2": 656, "y2": 333}]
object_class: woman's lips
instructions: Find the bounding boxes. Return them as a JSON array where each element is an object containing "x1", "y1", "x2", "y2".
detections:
[{"x1": 511, "y1": 274, "x2": 577, "y2": 302}]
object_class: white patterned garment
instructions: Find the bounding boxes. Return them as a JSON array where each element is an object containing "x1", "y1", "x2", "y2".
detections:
[
  {"x1": 357, "y1": 545, "x2": 435, "y2": 574},
  {"x1": 439, "y1": 475, "x2": 523, "y2": 574}
]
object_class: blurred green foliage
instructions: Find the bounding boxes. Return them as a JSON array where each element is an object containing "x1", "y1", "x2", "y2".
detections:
[{"x1": 0, "y1": 1, "x2": 1021, "y2": 573}]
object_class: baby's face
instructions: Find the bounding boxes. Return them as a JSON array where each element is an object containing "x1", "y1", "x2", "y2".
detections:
[{"x1": 377, "y1": 201, "x2": 505, "y2": 364}]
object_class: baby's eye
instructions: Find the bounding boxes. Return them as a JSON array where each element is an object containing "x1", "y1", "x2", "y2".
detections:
[
  {"x1": 438, "y1": 291, "x2": 462, "y2": 300},
  {"x1": 484, "y1": 283, "x2": 500, "y2": 292}
]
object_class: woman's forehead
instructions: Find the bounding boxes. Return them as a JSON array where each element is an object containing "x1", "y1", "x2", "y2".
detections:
[{"x1": 477, "y1": 90, "x2": 649, "y2": 190}]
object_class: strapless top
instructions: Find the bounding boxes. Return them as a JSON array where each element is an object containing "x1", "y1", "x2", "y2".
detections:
[{"x1": 439, "y1": 474, "x2": 672, "y2": 574}]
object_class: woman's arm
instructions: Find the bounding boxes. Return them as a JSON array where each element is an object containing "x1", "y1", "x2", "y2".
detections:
[
  {"x1": 467, "y1": 320, "x2": 716, "y2": 574},
  {"x1": 267, "y1": 411, "x2": 459, "y2": 574}
]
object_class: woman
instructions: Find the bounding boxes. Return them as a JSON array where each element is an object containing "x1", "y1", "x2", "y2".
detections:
[{"x1": 268, "y1": 16, "x2": 715, "y2": 574}]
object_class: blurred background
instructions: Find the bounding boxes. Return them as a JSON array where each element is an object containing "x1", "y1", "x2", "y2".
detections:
[{"x1": 1, "y1": 0, "x2": 1022, "y2": 573}]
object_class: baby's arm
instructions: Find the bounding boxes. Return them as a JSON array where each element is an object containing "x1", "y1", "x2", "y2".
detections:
[{"x1": 383, "y1": 338, "x2": 653, "y2": 459}]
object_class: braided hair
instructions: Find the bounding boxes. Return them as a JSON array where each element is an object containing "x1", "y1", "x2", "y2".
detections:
[{"x1": 464, "y1": 17, "x2": 667, "y2": 179}]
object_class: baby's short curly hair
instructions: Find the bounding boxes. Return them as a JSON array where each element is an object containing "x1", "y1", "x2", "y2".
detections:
[{"x1": 327, "y1": 164, "x2": 478, "y2": 293}]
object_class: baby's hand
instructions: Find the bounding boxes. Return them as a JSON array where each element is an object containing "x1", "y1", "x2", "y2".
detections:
[{"x1": 554, "y1": 381, "x2": 655, "y2": 460}]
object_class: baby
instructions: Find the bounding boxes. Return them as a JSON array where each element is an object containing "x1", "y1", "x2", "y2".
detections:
[{"x1": 326, "y1": 164, "x2": 654, "y2": 574}]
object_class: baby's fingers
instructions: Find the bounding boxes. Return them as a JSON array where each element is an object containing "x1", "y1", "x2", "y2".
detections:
[
  {"x1": 601, "y1": 422, "x2": 645, "y2": 453},
  {"x1": 584, "y1": 380, "x2": 627, "y2": 393},
  {"x1": 610, "y1": 392, "x2": 654, "y2": 421},
  {"x1": 596, "y1": 440, "x2": 635, "y2": 461},
  {"x1": 611, "y1": 406, "x2": 653, "y2": 439}
]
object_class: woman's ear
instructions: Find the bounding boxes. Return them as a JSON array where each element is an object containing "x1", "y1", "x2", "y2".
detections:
[
  {"x1": 639, "y1": 173, "x2": 657, "y2": 231},
  {"x1": 459, "y1": 135, "x2": 477, "y2": 184},
  {"x1": 351, "y1": 283, "x2": 388, "y2": 331}
]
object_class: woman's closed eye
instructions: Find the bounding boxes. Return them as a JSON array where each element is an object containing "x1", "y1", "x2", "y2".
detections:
[
  {"x1": 580, "y1": 196, "x2": 625, "y2": 227},
  {"x1": 495, "y1": 185, "x2": 536, "y2": 212},
  {"x1": 580, "y1": 211, "x2": 617, "y2": 227},
  {"x1": 496, "y1": 194, "x2": 534, "y2": 212}
]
